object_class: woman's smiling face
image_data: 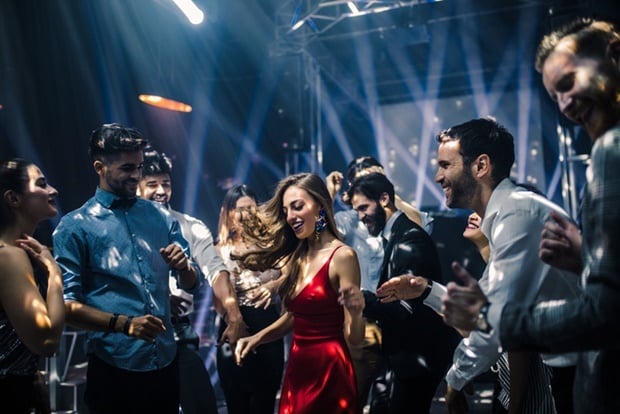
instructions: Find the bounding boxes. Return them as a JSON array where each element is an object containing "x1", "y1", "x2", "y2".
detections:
[{"x1": 282, "y1": 185, "x2": 321, "y2": 240}]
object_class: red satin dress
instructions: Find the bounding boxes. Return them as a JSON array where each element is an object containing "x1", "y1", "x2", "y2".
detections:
[{"x1": 279, "y1": 247, "x2": 358, "y2": 414}]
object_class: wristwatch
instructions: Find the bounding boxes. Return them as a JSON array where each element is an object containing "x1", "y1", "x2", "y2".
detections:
[
  {"x1": 420, "y1": 278, "x2": 433, "y2": 300},
  {"x1": 475, "y1": 303, "x2": 492, "y2": 333}
]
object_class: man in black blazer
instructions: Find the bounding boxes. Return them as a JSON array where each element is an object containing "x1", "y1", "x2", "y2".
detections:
[{"x1": 348, "y1": 172, "x2": 459, "y2": 413}]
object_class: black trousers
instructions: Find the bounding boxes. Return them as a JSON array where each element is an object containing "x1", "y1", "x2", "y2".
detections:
[
  {"x1": 85, "y1": 355, "x2": 179, "y2": 414},
  {"x1": 177, "y1": 342, "x2": 218, "y2": 414},
  {"x1": 388, "y1": 373, "x2": 442, "y2": 414},
  {"x1": 217, "y1": 305, "x2": 284, "y2": 414},
  {"x1": 550, "y1": 365, "x2": 576, "y2": 414}
]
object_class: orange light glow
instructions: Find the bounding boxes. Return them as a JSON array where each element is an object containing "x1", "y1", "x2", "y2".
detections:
[{"x1": 138, "y1": 94, "x2": 192, "y2": 113}]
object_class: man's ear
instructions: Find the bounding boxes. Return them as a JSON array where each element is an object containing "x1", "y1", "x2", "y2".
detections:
[
  {"x1": 93, "y1": 160, "x2": 104, "y2": 176},
  {"x1": 473, "y1": 154, "x2": 491, "y2": 178},
  {"x1": 379, "y1": 192, "x2": 390, "y2": 208},
  {"x1": 608, "y1": 37, "x2": 620, "y2": 70}
]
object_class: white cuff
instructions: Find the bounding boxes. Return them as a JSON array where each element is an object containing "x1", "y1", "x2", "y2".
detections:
[{"x1": 423, "y1": 281, "x2": 446, "y2": 314}]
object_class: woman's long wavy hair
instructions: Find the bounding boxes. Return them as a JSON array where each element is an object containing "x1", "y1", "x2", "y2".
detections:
[
  {"x1": 217, "y1": 184, "x2": 259, "y2": 245},
  {"x1": 235, "y1": 173, "x2": 341, "y2": 304}
]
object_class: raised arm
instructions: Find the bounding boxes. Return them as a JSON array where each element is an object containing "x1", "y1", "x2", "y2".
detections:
[
  {"x1": 394, "y1": 194, "x2": 424, "y2": 228},
  {"x1": 325, "y1": 171, "x2": 344, "y2": 202}
]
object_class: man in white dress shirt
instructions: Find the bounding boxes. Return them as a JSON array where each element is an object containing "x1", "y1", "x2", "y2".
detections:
[
  {"x1": 377, "y1": 118, "x2": 579, "y2": 412},
  {"x1": 138, "y1": 147, "x2": 247, "y2": 414}
]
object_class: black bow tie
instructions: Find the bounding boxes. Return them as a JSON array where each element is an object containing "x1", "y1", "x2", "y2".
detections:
[{"x1": 110, "y1": 197, "x2": 137, "y2": 209}]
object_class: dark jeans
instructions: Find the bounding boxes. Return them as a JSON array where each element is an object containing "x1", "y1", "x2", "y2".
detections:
[
  {"x1": 550, "y1": 365, "x2": 576, "y2": 414},
  {"x1": 217, "y1": 305, "x2": 284, "y2": 414},
  {"x1": 85, "y1": 355, "x2": 179, "y2": 414},
  {"x1": 178, "y1": 342, "x2": 218, "y2": 414}
]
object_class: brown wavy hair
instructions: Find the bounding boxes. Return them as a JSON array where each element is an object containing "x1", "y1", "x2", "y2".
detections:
[{"x1": 234, "y1": 173, "x2": 342, "y2": 304}]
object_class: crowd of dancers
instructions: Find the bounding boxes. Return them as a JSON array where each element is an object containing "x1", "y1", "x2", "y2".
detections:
[{"x1": 1, "y1": 16, "x2": 619, "y2": 414}]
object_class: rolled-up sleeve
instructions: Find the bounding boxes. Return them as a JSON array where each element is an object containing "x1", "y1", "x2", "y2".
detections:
[{"x1": 53, "y1": 216, "x2": 85, "y2": 303}]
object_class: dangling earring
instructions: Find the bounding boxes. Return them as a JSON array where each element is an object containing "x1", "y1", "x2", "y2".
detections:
[{"x1": 314, "y1": 208, "x2": 327, "y2": 240}]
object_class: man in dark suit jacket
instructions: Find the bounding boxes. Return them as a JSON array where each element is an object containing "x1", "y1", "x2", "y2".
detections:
[{"x1": 348, "y1": 172, "x2": 459, "y2": 413}]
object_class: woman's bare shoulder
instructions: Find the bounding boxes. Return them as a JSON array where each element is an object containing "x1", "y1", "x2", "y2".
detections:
[
  {"x1": 0, "y1": 244, "x2": 30, "y2": 274},
  {"x1": 332, "y1": 243, "x2": 358, "y2": 264}
]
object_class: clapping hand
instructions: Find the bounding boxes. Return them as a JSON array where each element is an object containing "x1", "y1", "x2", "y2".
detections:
[
  {"x1": 539, "y1": 211, "x2": 582, "y2": 274},
  {"x1": 441, "y1": 262, "x2": 487, "y2": 332},
  {"x1": 376, "y1": 274, "x2": 428, "y2": 303},
  {"x1": 338, "y1": 285, "x2": 365, "y2": 315}
]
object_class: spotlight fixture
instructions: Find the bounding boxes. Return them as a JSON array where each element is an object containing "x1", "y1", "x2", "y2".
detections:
[
  {"x1": 138, "y1": 94, "x2": 192, "y2": 112},
  {"x1": 171, "y1": 0, "x2": 204, "y2": 25}
]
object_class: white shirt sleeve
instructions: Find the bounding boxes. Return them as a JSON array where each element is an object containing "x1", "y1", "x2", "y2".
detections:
[
  {"x1": 447, "y1": 209, "x2": 549, "y2": 390},
  {"x1": 423, "y1": 281, "x2": 446, "y2": 314}
]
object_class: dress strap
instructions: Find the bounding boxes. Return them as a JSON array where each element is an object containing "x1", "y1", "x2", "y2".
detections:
[{"x1": 327, "y1": 244, "x2": 344, "y2": 262}]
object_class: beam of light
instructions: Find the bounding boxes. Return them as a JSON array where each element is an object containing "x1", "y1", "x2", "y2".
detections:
[
  {"x1": 182, "y1": 95, "x2": 210, "y2": 217},
  {"x1": 546, "y1": 160, "x2": 563, "y2": 204},
  {"x1": 233, "y1": 54, "x2": 283, "y2": 183},
  {"x1": 416, "y1": 22, "x2": 449, "y2": 207},
  {"x1": 353, "y1": 21, "x2": 380, "y2": 147},
  {"x1": 171, "y1": 0, "x2": 204, "y2": 25},
  {"x1": 515, "y1": 8, "x2": 539, "y2": 184},
  {"x1": 302, "y1": 53, "x2": 356, "y2": 170},
  {"x1": 138, "y1": 94, "x2": 192, "y2": 112},
  {"x1": 383, "y1": 21, "x2": 448, "y2": 207},
  {"x1": 458, "y1": 16, "x2": 489, "y2": 117},
  {"x1": 318, "y1": 79, "x2": 354, "y2": 165},
  {"x1": 347, "y1": 2, "x2": 360, "y2": 14}
]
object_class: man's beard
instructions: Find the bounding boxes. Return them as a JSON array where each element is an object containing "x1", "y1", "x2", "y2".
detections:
[
  {"x1": 366, "y1": 203, "x2": 387, "y2": 237},
  {"x1": 447, "y1": 168, "x2": 477, "y2": 210}
]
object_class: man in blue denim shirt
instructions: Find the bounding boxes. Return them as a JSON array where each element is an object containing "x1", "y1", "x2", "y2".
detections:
[{"x1": 53, "y1": 123, "x2": 199, "y2": 413}]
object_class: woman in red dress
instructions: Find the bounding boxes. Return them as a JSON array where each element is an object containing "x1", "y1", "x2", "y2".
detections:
[{"x1": 235, "y1": 173, "x2": 365, "y2": 414}]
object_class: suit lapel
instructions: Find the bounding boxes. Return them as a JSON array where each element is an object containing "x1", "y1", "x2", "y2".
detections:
[{"x1": 378, "y1": 214, "x2": 406, "y2": 287}]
